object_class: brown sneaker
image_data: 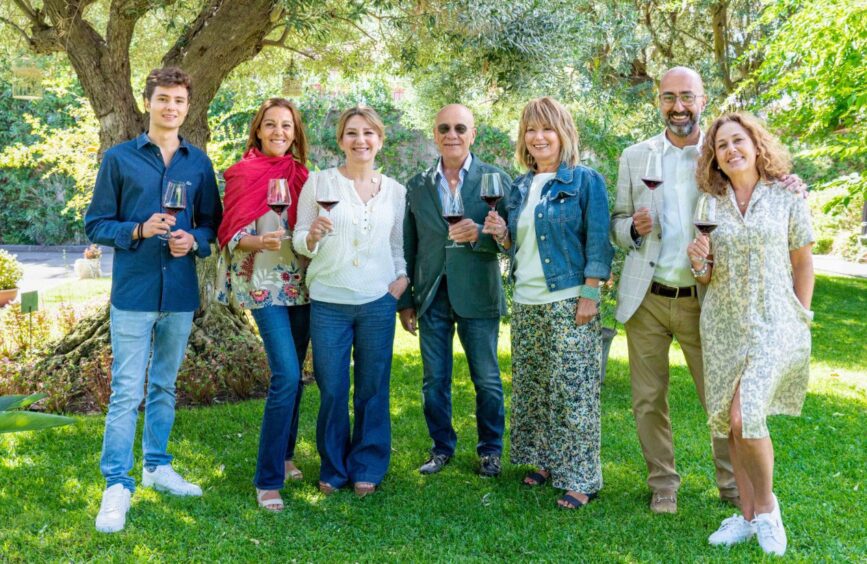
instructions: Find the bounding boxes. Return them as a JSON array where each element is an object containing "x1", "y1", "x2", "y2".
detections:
[{"x1": 650, "y1": 489, "x2": 677, "y2": 514}]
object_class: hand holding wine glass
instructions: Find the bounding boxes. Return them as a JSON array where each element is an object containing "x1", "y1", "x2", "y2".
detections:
[
  {"x1": 690, "y1": 196, "x2": 717, "y2": 265},
  {"x1": 160, "y1": 180, "x2": 187, "y2": 240},
  {"x1": 267, "y1": 178, "x2": 292, "y2": 240}
]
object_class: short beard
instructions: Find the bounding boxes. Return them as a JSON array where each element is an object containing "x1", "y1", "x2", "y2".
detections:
[{"x1": 664, "y1": 111, "x2": 699, "y2": 138}]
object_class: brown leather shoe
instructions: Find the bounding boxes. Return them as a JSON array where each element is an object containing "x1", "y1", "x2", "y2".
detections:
[{"x1": 650, "y1": 489, "x2": 677, "y2": 514}]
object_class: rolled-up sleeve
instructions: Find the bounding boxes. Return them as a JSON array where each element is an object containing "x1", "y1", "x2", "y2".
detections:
[
  {"x1": 582, "y1": 171, "x2": 614, "y2": 280},
  {"x1": 84, "y1": 152, "x2": 139, "y2": 251}
]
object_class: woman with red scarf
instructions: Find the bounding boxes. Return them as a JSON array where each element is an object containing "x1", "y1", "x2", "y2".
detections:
[{"x1": 216, "y1": 98, "x2": 310, "y2": 512}]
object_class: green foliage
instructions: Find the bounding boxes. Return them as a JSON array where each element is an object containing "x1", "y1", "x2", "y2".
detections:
[
  {"x1": 746, "y1": 0, "x2": 867, "y2": 208},
  {"x1": 0, "y1": 393, "x2": 74, "y2": 434},
  {"x1": 0, "y1": 249, "x2": 23, "y2": 290}
]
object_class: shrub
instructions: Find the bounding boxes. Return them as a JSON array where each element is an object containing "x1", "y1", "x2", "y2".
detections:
[
  {"x1": 813, "y1": 237, "x2": 833, "y2": 255},
  {"x1": 0, "y1": 249, "x2": 23, "y2": 290}
]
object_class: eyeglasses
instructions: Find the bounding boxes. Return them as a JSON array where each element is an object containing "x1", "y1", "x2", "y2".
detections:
[
  {"x1": 659, "y1": 93, "x2": 702, "y2": 106},
  {"x1": 437, "y1": 123, "x2": 469, "y2": 135}
]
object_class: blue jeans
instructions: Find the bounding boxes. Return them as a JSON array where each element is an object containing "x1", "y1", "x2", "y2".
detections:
[
  {"x1": 311, "y1": 293, "x2": 397, "y2": 487},
  {"x1": 100, "y1": 306, "x2": 194, "y2": 492},
  {"x1": 250, "y1": 304, "x2": 310, "y2": 490},
  {"x1": 419, "y1": 280, "x2": 504, "y2": 457}
]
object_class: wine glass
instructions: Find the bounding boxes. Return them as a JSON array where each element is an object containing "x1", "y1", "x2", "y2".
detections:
[
  {"x1": 266, "y1": 178, "x2": 292, "y2": 240},
  {"x1": 442, "y1": 189, "x2": 464, "y2": 249},
  {"x1": 693, "y1": 196, "x2": 717, "y2": 264},
  {"x1": 315, "y1": 181, "x2": 340, "y2": 237},
  {"x1": 161, "y1": 180, "x2": 187, "y2": 241},
  {"x1": 642, "y1": 148, "x2": 663, "y2": 229},
  {"x1": 480, "y1": 173, "x2": 504, "y2": 212}
]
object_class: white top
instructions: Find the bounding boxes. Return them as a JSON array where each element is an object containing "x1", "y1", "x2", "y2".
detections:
[
  {"x1": 514, "y1": 173, "x2": 581, "y2": 304},
  {"x1": 292, "y1": 168, "x2": 407, "y2": 305},
  {"x1": 653, "y1": 132, "x2": 703, "y2": 288}
]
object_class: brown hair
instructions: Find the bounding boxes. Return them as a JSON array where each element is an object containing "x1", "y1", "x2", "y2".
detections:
[
  {"x1": 697, "y1": 112, "x2": 792, "y2": 196},
  {"x1": 515, "y1": 97, "x2": 580, "y2": 171},
  {"x1": 143, "y1": 67, "x2": 192, "y2": 101},
  {"x1": 245, "y1": 98, "x2": 308, "y2": 165},
  {"x1": 336, "y1": 106, "x2": 386, "y2": 142}
]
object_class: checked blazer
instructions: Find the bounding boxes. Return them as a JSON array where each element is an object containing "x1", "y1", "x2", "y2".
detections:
[{"x1": 611, "y1": 132, "x2": 704, "y2": 323}]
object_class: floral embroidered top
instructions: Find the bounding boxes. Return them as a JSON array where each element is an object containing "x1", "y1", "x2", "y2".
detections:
[{"x1": 216, "y1": 209, "x2": 309, "y2": 309}]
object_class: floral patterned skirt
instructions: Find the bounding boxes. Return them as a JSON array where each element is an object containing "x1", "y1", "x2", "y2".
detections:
[{"x1": 509, "y1": 298, "x2": 603, "y2": 493}]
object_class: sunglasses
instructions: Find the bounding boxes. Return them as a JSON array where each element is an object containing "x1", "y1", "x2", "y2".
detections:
[{"x1": 437, "y1": 123, "x2": 470, "y2": 135}]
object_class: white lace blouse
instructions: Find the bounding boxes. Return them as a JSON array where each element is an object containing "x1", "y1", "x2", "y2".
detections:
[{"x1": 292, "y1": 168, "x2": 407, "y2": 305}]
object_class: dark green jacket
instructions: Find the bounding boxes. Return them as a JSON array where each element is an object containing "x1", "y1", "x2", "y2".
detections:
[{"x1": 397, "y1": 155, "x2": 511, "y2": 318}]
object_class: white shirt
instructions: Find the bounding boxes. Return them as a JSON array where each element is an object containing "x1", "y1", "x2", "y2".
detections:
[
  {"x1": 292, "y1": 168, "x2": 407, "y2": 305},
  {"x1": 653, "y1": 132, "x2": 702, "y2": 288},
  {"x1": 513, "y1": 173, "x2": 581, "y2": 304}
]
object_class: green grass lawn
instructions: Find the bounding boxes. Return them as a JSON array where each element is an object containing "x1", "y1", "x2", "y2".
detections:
[
  {"x1": 39, "y1": 278, "x2": 112, "y2": 308},
  {"x1": 1, "y1": 274, "x2": 865, "y2": 561}
]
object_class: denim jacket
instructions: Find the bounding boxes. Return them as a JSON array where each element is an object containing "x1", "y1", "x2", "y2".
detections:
[{"x1": 506, "y1": 162, "x2": 613, "y2": 291}]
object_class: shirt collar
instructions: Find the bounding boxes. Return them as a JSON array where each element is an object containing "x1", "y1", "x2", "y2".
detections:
[
  {"x1": 436, "y1": 153, "x2": 472, "y2": 179},
  {"x1": 136, "y1": 132, "x2": 190, "y2": 153}
]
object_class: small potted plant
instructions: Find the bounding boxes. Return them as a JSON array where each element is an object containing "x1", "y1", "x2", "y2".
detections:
[
  {"x1": 75, "y1": 244, "x2": 102, "y2": 279},
  {"x1": 0, "y1": 249, "x2": 24, "y2": 307}
]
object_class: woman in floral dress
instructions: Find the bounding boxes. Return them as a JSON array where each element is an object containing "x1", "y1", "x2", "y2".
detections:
[
  {"x1": 687, "y1": 112, "x2": 814, "y2": 556},
  {"x1": 216, "y1": 98, "x2": 310, "y2": 512},
  {"x1": 483, "y1": 97, "x2": 613, "y2": 509}
]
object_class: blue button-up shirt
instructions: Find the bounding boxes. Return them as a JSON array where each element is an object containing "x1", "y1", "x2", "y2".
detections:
[
  {"x1": 85, "y1": 133, "x2": 222, "y2": 312},
  {"x1": 435, "y1": 153, "x2": 472, "y2": 205}
]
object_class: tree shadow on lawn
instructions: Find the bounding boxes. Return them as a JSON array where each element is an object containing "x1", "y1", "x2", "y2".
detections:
[{"x1": 1, "y1": 348, "x2": 864, "y2": 560}]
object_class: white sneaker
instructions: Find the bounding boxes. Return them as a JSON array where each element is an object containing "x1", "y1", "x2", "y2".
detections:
[
  {"x1": 95, "y1": 484, "x2": 132, "y2": 533},
  {"x1": 709, "y1": 514, "x2": 755, "y2": 546},
  {"x1": 142, "y1": 464, "x2": 203, "y2": 496},
  {"x1": 753, "y1": 496, "x2": 787, "y2": 556}
]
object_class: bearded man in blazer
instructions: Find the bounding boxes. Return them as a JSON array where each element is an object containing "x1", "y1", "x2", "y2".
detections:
[{"x1": 398, "y1": 104, "x2": 511, "y2": 478}]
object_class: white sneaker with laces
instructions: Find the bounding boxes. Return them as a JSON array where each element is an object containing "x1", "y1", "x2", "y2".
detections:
[
  {"x1": 142, "y1": 464, "x2": 203, "y2": 496},
  {"x1": 708, "y1": 514, "x2": 755, "y2": 546},
  {"x1": 753, "y1": 495, "x2": 787, "y2": 556},
  {"x1": 95, "y1": 484, "x2": 132, "y2": 533}
]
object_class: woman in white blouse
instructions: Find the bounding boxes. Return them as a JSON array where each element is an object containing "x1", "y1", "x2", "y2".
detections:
[{"x1": 293, "y1": 106, "x2": 408, "y2": 497}]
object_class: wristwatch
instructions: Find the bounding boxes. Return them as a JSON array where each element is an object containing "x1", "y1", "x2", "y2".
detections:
[{"x1": 191, "y1": 240, "x2": 199, "y2": 253}]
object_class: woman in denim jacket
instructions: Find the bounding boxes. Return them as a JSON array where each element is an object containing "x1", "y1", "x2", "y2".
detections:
[{"x1": 484, "y1": 97, "x2": 613, "y2": 509}]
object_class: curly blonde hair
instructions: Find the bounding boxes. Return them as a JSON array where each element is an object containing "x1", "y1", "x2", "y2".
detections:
[{"x1": 697, "y1": 112, "x2": 791, "y2": 196}]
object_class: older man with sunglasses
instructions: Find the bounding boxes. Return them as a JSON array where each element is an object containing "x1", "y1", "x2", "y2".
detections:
[{"x1": 398, "y1": 104, "x2": 511, "y2": 477}]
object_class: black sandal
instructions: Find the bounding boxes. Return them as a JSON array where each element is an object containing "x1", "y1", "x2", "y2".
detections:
[
  {"x1": 558, "y1": 491, "x2": 598, "y2": 510},
  {"x1": 522, "y1": 471, "x2": 549, "y2": 487}
]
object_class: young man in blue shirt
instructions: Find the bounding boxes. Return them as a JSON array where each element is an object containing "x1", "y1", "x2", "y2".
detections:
[{"x1": 85, "y1": 67, "x2": 222, "y2": 533}]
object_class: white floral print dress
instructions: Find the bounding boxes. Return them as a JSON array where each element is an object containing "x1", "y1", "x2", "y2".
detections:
[{"x1": 700, "y1": 181, "x2": 814, "y2": 439}]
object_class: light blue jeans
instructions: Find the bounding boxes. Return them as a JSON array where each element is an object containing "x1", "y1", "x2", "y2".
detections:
[{"x1": 100, "y1": 306, "x2": 194, "y2": 492}]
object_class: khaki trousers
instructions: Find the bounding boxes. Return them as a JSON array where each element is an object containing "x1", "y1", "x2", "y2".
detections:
[{"x1": 624, "y1": 290, "x2": 737, "y2": 497}]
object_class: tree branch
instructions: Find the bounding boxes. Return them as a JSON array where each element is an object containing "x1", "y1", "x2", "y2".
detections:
[
  {"x1": 12, "y1": 0, "x2": 38, "y2": 24},
  {"x1": 0, "y1": 16, "x2": 33, "y2": 44}
]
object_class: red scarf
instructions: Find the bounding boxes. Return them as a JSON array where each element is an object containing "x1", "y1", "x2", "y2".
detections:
[{"x1": 218, "y1": 147, "x2": 309, "y2": 248}]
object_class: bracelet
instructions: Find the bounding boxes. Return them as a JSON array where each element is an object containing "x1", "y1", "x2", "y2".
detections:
[
  {"x1": 495, "y1": 230, "x2": 508, "y2": 245},
  {"x1": 137, "y1": 222, "x2": 144, "y2": 240},
  {"x1": 690, "y1": 263, "x2": 710, "y2": 278},
  {"x1": 578, "y1": 284, "x2": 601, "y2": 303}
]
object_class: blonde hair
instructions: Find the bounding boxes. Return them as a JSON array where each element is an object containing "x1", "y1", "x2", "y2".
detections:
[
  {"x1": 515, "y1": 97, "x2": 580, "y2": 170},
  {"x1": 336, "y1": 105, "x2": 386, "y2": 142},
  {"x1": 245, "y1": 97, "x2": 308, "y2": 165},
  {"x1": 697, "y1": 112, "x2": 791, "y2": 196}
]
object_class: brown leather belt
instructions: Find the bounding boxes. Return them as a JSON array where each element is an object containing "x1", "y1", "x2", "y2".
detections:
[{"x1": 650, "y1": 281, "x2": 696, "y2": 299}]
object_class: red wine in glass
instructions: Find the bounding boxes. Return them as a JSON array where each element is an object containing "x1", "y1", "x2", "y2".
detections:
[
  {"x1": 443, "y1": 213, "x2": 464, "y2": 225},
  {"x1": 482, "y1": 195, "x2": 502, "y2": 210},
  {"x1": 694, "y1": 221, "x2": 718, "y2": 235},
  {"x1": 164, "y1": 205, "x2": 185, "y2": 217},
  {"x1": 161, "y1": 180, "x2": 187, "y2": 240},
  {"x1": 641, "y1": 177, "x2": 663, "y2": 190},
  {"x1": 316, "y1": 200, "x2": 339, "y2": 212},
  {"x1": 268, "y1": 203, "x2": 288, "y2": 216}
]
